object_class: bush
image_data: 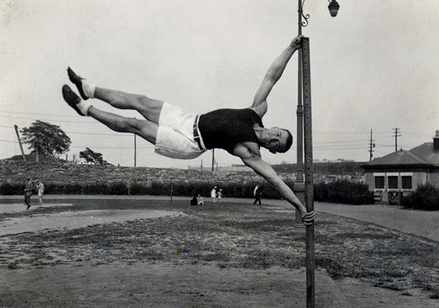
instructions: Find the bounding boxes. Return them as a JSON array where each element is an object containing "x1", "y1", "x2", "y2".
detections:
[
  {"x1": 129, "y1": 183, "x2": 149, "y2": 195},
  {"x1": 0, "y1": 183, "x2": 24, "y2": 195},
  {"x1": 314, "y1": 180, "x2": 374, "y2": 205},
  {"x1": 401, "y1": 184, "x2": 439, "y2": 211},
  {"x1": 109, "y1": 182, "x2": 128, "y2": 195},
  {"x1": 82, "y1": 183, "x2": 109, "y2": 195}
]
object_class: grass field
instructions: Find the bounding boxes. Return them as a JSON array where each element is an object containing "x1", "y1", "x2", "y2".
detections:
[{"x1": 0, "y1": 197, "x2": 439, "y2": 307}]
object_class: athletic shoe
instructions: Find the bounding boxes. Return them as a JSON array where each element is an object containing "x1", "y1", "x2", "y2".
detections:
[
  {"x1": 67, "y1": 67, "x2": 88, "y2": 100},
  {"x1": 62, "y1": 85, "x2": 85, "y2": 116},
  {"x1": 26, "y1": 204, "x2": 31, "y2": 210}
]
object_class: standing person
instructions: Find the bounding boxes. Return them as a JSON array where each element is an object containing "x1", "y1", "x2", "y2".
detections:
[
  {"x1": 253, "y1": 185, "x2": 263, "y2": 205},
  {"x1": 35, "y1": 180, "x2": 45, "y2": 205},
  {"x1": 61, "y1": 35, "x2": 314, "y2": 226},
  {"x1": 24, "y1": 177, "x2": 34, "y2": 210},
  {"x1": 216, "y1": 189, "x2": 223, "y2": 203},
  {"x1": 211, "y1": 186, "x2": 218, "y2": 203}
]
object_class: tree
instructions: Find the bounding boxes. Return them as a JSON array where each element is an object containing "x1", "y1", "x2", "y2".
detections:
[
  {"x1": 20, "y1": 120, "x2": 71, "y2": 157},
  {"x1": 79, "y1": 147, "x2": 104, "y2": 165}
]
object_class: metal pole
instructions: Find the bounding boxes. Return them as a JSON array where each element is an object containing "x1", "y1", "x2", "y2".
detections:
[
  {"x1": 295, "y1": 0, "x2": 305, "y2": 224},
  {"x1": 211, "y1": 149, "x2": 215, "y2": 172},
  {"x1": 302, "y1": 37, "x2": 315, "y2": 308},
  {"x1": 134, "y1": 134, "x2": 137, "y2": 167}
]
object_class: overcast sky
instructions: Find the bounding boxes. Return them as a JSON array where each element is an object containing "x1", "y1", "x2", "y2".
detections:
[{"x1": 1, "y1": 0, "x2": 438, "y2": 168}]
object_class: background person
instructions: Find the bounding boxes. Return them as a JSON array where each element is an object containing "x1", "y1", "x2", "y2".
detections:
[
  {"x1": 216, "y1": 189, "x2": 223, "y2": 203},
  {"x1": 24, "y1": 177, "x2": 34, "y2": 210},
  {"x1": 211, "y1": 186, "x2": 218, "y2": 203},
  {"x1": 253, "y1": 185, "x2": 263, "y2": 205},
  {"x1": 197, "y1": 194, "x2": 205, "y2": 205},
  {"x1": 35, "y1": 180, "x2": 45, "y2": 205}
]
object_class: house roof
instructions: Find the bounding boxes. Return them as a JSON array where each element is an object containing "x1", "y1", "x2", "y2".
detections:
[
  {"x1": 362, "y1": 149, "x2": 432, "y2": 169},
  {"x1": 409, "y1": 142, "x2": 439, "y2": 165}
]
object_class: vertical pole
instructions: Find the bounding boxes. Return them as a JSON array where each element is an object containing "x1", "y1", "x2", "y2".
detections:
[
  {"x1": 302, "y1": 37, "x2": 315, "y2": 308},
  {"x1": 14, "y1": 125, "x2": 26, "y2": 162},
  {"x1": 211, "y1": 149, "x2": 215, "y2": 172},
  {"x1": 369, "y1": 129, "x2": 373, "y2": 161},
  {"x1": 295, "y1": 2, "x2": 305, "y2": 224},
  {"x1": 134, "y1": 134, "x2": 137, "y2": 167},
  {"x1": 170, "y1": 180, "x2": 173, "y2": 205}
]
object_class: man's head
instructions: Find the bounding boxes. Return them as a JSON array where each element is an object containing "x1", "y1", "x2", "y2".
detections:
[{"x1": 259, "y1": 127, "x2": 293, "y2": 153}]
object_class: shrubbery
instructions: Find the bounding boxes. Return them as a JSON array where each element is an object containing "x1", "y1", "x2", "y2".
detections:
[
  {"x1": 0, "y1": 183, "x2": 24, "y2": 195},
  {"x1": 314, "y1": 180, "x2": 375, "y2": 205},
  {"x1": 0, "y1": 180, "x2": 286, "y2": 199},
  {"x1": 401, "y1": 184, "x2": 439, "y2": 211},
  {"x1": 0, "y1": 179, "x2": 383, "y2": 206}
]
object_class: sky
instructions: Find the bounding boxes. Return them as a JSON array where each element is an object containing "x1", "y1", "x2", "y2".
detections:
[{"x1": 1, "y1": 0, "x2": 438, "y2": 169}]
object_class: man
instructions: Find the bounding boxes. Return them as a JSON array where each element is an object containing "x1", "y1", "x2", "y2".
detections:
[
  {"x1": 253, "y1": 185, "x2": 263, "y2": 205},
  {"x1": 211, "y1": 186, "x2": 218, "y2": 203},
  {"x1": 24, "y1": 177, "x2": 34, "y2": 210},
  {"x1": 62, "y1": 35, "x2": 314, "y2": 226}
]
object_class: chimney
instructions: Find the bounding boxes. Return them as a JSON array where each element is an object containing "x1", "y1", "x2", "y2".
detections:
[{"x1": 434, "y1": 130, "x2": 439, "y2": 151}]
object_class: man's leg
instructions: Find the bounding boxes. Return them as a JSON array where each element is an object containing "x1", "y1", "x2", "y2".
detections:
[
  {"x1": 62, "y1": 85, "x2": 159, "y2": 144},
  {"x1": 68, "y1": 67, "x2": 163, "y2": 124},
  {"x1": 88, "y1": 107, "x2": 159, "y2": 144},
  {"x1": 94, "y1": 88, "x2": 164, "y2": 124}
]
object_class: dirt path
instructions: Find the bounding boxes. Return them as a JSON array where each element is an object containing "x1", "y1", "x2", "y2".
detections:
[{"x1": 0, "y1": 203, "x2": 178, "y2": 236}]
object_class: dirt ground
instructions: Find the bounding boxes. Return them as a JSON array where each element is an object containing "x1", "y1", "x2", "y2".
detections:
[{"x1": 0, "y1": 196, "x2": 438, "y2": 307}]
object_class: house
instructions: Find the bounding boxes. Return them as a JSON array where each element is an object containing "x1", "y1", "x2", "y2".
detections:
[{"x1": 362, "y1": 131, "x2": 439, "y2": 204}]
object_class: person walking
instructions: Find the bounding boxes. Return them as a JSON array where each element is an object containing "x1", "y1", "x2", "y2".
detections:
[
  {"x1": 211, "y1": 186, "x2": 218, "y2": 203},
  {"x1": 253, "y1": 185, "x2": 263, "y2": 205},
  {"x1": 216, "y1": 189, "x2": 223, "y2": 203},
  {"x1": 35, "y1": 180, "x2": 45, "y2": 205},
  {"x1": 24, "y1": 177, "x2": 34, "y2": 210}
]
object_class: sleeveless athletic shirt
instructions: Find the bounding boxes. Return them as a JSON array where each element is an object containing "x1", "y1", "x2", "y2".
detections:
[{"x1": 198, "y1": 108, "x2": 263, "y2": 154}]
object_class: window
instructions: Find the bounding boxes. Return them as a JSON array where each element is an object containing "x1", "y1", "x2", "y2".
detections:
[
  {"x1": 388, "y1": 176, "x2": 398, "y2": 189},
  {"x1": 375, "y1": 176, "x2": 385, "y2": 189},
  {"x1": 402, "y1": 176, "x2": 412, "y2": 189}
]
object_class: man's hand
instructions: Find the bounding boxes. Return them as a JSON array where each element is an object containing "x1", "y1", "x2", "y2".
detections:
[
  {"x1": 301, "y1": 211, "x2": 315, "y2": 226},
  {"x1": 291, "y1": 35, "x2": 304, "y2": 49}
]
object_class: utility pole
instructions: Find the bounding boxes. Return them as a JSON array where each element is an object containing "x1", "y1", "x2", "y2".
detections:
[
  {"x1": 393, "y1": 128, "x2": 401, "y2": 151},
  {"x1": 14, "y1": 125, "x2": 26, "y2": 161},
  {"x1": 369, "y1": 129, "x2": 375, "y2": 161}
]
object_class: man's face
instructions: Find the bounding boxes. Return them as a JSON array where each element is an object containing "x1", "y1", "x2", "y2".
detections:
[{"x1": 261, "y1": 127, "x2": 289, "y2": 153}]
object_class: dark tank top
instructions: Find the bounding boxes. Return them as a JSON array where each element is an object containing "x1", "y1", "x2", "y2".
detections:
[{"x1": 198, "y1": 108, "x2": 263, "y2": 154}]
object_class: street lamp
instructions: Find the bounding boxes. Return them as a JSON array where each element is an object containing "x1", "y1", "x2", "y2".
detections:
[
  {"x1": 328, "y1": 0, "x2": 340, "y2": 17},
  {"x1": 295, "y1": 1, "x2": 340, "y2": 308}
]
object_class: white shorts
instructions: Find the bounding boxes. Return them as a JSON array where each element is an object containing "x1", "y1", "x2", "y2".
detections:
[{"x1": 155, "y1": 102, "x2": 206, "y2": 159}]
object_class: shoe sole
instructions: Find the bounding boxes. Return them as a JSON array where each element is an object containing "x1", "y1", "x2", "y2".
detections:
[
  {"x1": 67, "y1": 67, "x2": 89, "y2": 100},
  {"x1": 62, "y1": 85, "x2": 84, "y2": 116}
]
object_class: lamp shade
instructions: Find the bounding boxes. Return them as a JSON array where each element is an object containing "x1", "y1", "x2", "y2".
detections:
[{"x1": 328, "y1": 0, "x2": 340, "y2": 17}]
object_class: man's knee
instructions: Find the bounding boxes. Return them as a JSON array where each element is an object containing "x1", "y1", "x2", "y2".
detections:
[{"x1": 137, "y1": 95, "x2": 164, "y2": 111}]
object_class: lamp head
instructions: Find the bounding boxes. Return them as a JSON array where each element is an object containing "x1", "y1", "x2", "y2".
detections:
[{"x1": 328, "y1": 0, "x2": 340, "y2": 17}]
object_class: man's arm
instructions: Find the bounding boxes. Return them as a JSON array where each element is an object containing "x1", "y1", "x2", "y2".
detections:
[
  {"x1": 234, "y1": 143, "x2": 314, "y2": 225},
  {"x1": 251, "y1": 35, "x2": 303, "y2": 118}
]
